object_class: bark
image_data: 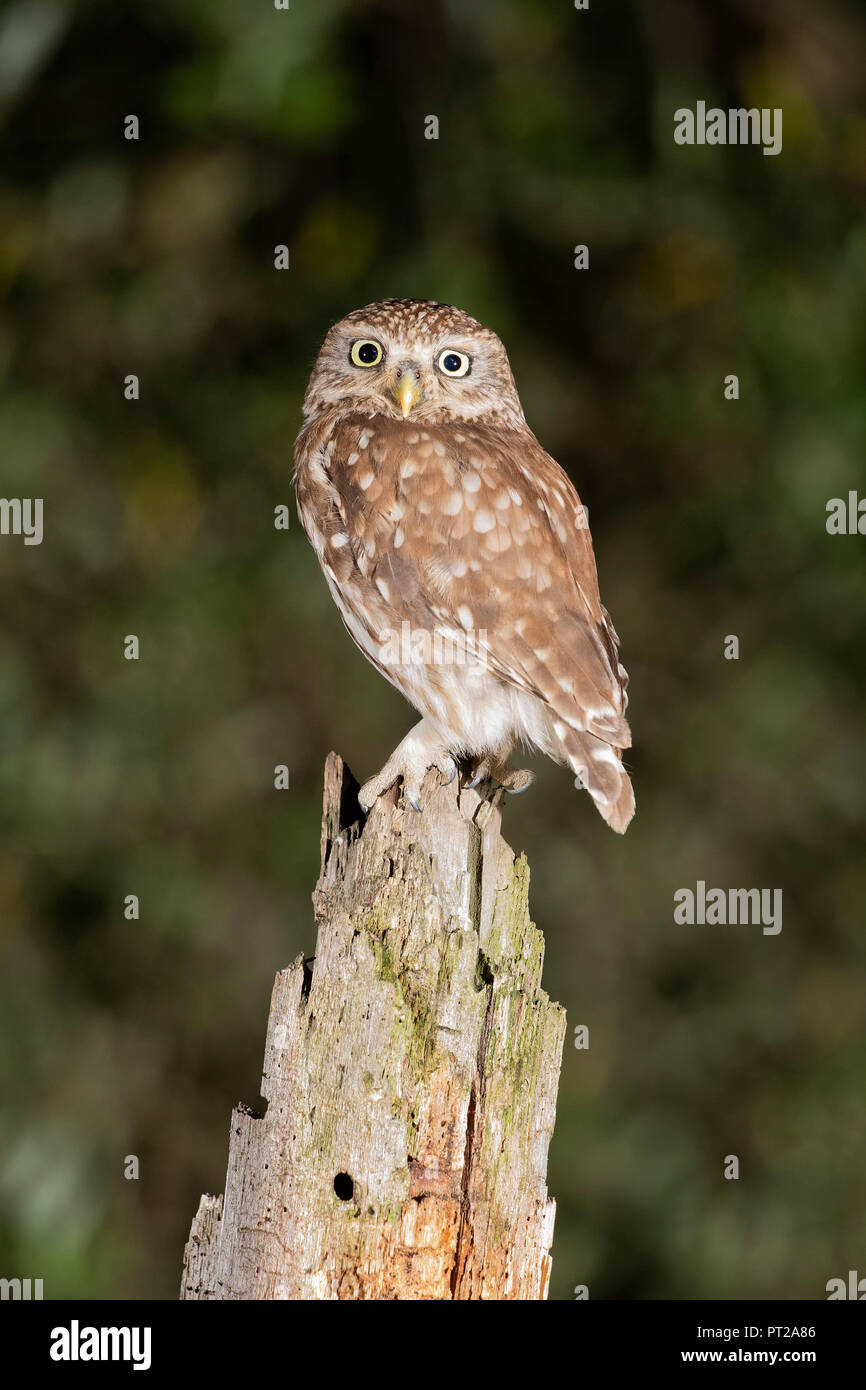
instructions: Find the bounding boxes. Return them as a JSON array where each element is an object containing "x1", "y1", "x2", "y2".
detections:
[{"x1": 180, "y1": 752, "x2": 566, "y2": 1300}]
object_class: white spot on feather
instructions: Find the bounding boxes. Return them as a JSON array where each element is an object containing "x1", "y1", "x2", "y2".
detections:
[
  {"x1": 485, "y1": 530, "x2": 511, "y2": 552},
  {"x1": 592, "y1": 745, "x2": 620, "y2": 769}
]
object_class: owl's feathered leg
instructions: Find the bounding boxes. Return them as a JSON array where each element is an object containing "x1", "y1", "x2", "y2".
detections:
[{"x1": 358, "y1": 718, "x2": 456, "y2": 814}]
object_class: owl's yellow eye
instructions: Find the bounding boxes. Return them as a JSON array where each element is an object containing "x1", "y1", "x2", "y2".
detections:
[
  {"x1": 437, "y1": 349, "x2": 471, "y2": 377},
  {"x1": 350, "y1": 338, "x2": 384, "y2": 368}
]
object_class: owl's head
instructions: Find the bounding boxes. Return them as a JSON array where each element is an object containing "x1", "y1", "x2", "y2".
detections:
[{"x1": 302, "y1": 298, "x2": 525, "y2": 428}]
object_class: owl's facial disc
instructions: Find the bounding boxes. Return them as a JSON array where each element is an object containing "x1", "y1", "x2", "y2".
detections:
[{"x1": 302, "y1": 301, "x2": 527, "y2": 428}]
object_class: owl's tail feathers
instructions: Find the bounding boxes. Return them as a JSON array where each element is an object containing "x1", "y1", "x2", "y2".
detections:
[{"x1": 562, "y1": 727, "x2": 635, "y2": 834}]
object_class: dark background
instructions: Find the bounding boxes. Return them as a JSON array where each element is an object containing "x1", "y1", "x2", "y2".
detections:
[{"x1": 1, "y1": 0, "x2": 865, "y2": 1300}]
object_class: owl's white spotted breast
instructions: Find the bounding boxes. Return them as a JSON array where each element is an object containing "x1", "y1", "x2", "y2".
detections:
[{"x1": 295, "y1": 405, "x2": 631, "y2": 760}]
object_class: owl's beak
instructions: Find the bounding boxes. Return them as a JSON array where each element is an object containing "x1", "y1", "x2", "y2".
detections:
[{"x1": 390, "y1": 365, "x2": 425, "y2": 417}]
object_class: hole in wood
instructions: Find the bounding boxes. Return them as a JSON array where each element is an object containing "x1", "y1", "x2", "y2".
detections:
[{"x1": 333, "y1": 1172, "x2": 354, "y2": 1201}]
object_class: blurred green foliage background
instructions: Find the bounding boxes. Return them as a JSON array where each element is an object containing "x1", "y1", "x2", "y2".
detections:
[{"x1": 1, "y1": 0, "x2": 865, "y2": 1300}]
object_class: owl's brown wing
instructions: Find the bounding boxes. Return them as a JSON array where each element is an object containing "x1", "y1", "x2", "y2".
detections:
[
  {"x1": 296, "y1": 411, "x2": 631, "y2": 771},
  {"x1": 447, "y1": 428, "x2": 632, "y2": 750}
]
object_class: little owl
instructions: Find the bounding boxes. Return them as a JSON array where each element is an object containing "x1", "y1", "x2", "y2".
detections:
[{"x1": 294, "y1": 299, "x2": 634, "y2": 832}]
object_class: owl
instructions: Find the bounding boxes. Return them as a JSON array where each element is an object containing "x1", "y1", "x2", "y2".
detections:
[{"x1": 294, "y1": 299, "x2": 634, "y2": 832}]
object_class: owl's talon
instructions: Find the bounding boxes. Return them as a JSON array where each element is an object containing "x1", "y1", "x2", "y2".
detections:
[
  {"x1": 434, "y1": 754, "x2": 457, "y2": 787},
  {"x1": 466, "y1": 756, "x2": 533, "y2": 796},
  {"x1": 358, "y1": 724, "x2": 455, "y2": 819},
  {"x1": 466, "y1": 755, "x2": 492, "y2": 790},
  {"x1": 358, "y1": 775, "x2": 389, "y2": 813}
]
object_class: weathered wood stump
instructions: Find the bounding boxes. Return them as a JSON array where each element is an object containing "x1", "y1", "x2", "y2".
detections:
[{"x1": 181, "y1": 752, "x2": 566, "y2": 1299}]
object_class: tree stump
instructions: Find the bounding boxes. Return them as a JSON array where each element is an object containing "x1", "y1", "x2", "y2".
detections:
[{"x1": 180, "y1": 752, "x2": 566, "y2": 1299}]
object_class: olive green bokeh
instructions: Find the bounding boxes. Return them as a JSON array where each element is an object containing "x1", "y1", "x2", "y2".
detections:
[{"x1": 1, "y1": 0, "x2": 865, "y2": 1300}]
